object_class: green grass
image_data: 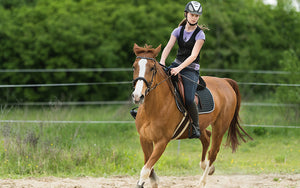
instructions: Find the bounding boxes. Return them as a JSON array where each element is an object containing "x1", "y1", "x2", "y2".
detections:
[{"x1": 0, "y1": 104, "x2": 299, "y2": 178}]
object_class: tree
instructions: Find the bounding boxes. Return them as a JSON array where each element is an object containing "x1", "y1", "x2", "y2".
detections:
[
  {"x1": 0, "y1": 0, "x2": 299, "y2": 102},
  {"x1": 276, "y1": 49, "x2": 300, "y2": 104}
]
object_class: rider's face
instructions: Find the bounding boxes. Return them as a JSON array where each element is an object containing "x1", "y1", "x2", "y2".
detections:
[{"x1": 187, "y1": 12, "x2": 199, "y2": 25}]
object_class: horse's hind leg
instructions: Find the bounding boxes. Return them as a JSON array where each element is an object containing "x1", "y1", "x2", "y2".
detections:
[
  {"x1": 199, "y1": 129, "x2": 211, "y2": 171},
  {"x1": 149, "y1": 169, "x2": 159, "y2": 188},
  {"x1": 199, "y1": 121, "x2": 229, "y2": 187}
]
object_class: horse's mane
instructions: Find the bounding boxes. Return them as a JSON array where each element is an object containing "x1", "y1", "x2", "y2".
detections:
[{"x1": 134, "y1": 44, "x2": 157, "y2": 57}]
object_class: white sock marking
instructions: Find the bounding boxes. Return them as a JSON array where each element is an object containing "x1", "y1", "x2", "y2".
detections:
[
  {"x1": 199, "y1": 160, "x2": 210, "y2": 187},
  {"x1": 138, "y1": 165, "x2": 152, "y2": 185}
]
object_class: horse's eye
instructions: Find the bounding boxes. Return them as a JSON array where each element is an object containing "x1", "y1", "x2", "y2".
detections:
[
  {"x1": 150, "y1": 67, "x2": 155, "y2": 71},
  {"x1": 132, "y1": 66, "x2": 136, "y2": 71}
]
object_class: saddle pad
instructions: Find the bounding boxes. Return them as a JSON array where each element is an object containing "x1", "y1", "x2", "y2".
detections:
[{"x1": 196, "y1": 88, "x2": 215, "y2": 114}]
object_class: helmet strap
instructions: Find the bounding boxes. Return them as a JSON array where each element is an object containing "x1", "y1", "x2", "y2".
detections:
[{"x1": 188, "y1": 20, "x2": 198, "y2": 26}]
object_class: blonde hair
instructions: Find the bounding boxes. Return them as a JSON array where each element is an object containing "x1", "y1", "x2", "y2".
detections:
[{"x1": 178, "y1": 18, "x2": 209, "y2": 31}]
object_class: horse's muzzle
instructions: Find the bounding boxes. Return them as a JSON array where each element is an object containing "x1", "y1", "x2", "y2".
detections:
[{"x1": 132, "y1": 93, "x2": 144, "y2": 104}]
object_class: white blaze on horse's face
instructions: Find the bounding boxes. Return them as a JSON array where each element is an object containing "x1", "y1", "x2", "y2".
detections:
[{"x1": 132, "y1": 59, "x2": 147, "y2": 104}]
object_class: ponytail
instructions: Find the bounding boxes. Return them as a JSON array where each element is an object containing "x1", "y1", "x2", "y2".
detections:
[{"x1": 178, "y1": 18, "x2": 187, "y2": 27}]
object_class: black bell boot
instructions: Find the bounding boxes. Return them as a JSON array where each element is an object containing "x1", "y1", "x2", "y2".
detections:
[
  {"x1": 130, "y1": 107, "x2": 138, "y2": 119},
  {"x1": 187, "y1": 103, "x2": 201, "y2": 139}
]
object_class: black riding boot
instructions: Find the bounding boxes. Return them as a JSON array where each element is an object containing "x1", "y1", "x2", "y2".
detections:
[
  {"x1": 187, "y1": 102, "x2": 201, "y2": 139},
  {"x1": 130, "y1": 107, "x2": 138, "y2": 119}
]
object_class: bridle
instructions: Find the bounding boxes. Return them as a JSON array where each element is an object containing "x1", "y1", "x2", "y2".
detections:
[
  {"x1": 132, "y1": 56, "x2": 157, "y2": 96},
  {"x1": 132, "y1": 56, "x2": 170, "y2": 95}
]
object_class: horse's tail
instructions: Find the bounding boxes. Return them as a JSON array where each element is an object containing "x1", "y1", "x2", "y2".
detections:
[{"x1": 224, "y1": 78, "x2": 253, "y2": 153}]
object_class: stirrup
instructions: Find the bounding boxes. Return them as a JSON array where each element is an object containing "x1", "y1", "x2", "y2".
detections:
[
  {"x1": 130, "y1": 107, "x2": 138, "y2": 119},
  {"x1": 189, "y1": 123, "x2": 200, "y2": 139}
]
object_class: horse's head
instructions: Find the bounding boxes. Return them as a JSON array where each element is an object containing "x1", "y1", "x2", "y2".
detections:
[{"x1": 132, "y1": 43, "x2": 161, "y2": 104}]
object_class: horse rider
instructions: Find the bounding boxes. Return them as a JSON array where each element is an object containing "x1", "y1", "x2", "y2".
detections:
[{"x1": 160, "y1": 1, "x2": 208, "y2": 138}]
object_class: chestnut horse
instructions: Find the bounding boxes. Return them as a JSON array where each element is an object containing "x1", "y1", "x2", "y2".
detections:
[{"x1": 131, "y1": 43, "x2": 252, "y2": 188}]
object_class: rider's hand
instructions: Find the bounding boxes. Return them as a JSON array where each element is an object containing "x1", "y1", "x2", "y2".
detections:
[{"x1": 170, "y1": 67, "x2": 182, "y2": 76}]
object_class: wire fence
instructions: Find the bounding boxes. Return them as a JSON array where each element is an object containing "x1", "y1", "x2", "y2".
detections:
[
  {"x1": 0, "y1": 120, "x2": 298, "y2": 129},
  {"x1": 0, "y1": 68, "x2": 299, "y2": 88},
  {"x1": 0, "y1": 67, "x2": 298, "y2": 74},
  {"x1": 0, "y1": 81, "x2": 299, "y2": 88},
  {"x1": 0, "y1": 81, "x2": 132, "y2": 88},
  {"x1": 2, "y1": 100, "x2": 299, "y2": 107},
  {"x1": 0, "y1": 68, "x2": 133, "y2": 73},
  {"x1": 0, "y1": 67, "x2": 298, "y2": 129}
]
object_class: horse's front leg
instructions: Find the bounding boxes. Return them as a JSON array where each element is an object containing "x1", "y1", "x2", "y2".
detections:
[
  {"x1": 136, "y1": 139, "x2": 168, "y2": 188},
  {"x1": 136, "y1": 137, "x2": 153, "y2": 187},
  {"x1": 136, "y1": 166, "x2": 159, "y2": 188}
]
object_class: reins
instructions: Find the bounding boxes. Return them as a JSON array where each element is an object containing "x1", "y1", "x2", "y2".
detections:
[{"x1": 133, "y1": 56, "x2": 205, "y2": 98}]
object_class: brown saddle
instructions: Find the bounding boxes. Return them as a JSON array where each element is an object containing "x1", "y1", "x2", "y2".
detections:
[{"x1": 176, "y1": 74, "x2": 206, "y2": 107}]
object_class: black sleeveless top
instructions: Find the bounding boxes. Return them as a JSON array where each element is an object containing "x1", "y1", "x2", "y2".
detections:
[{"x1": 176, "y1": 24, "x2": 201, "y2": 65}]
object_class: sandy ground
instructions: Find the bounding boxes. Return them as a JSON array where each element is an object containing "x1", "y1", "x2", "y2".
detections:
[{"x1": 0, "y1": 174, "x2": 299, "y2": 188}]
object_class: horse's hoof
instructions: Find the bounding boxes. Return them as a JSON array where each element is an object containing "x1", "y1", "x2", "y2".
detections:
[
  {"x1": 136, "y1": 182, "x2": 145, "y2": 188},
  {"x1": 199, "y1": 182, "x2": 206, "y2": 188},
  {"x1": 208, "y1": 165, "x2": 215, "y2": 175}
]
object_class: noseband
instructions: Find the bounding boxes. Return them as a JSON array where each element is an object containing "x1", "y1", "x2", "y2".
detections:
[{"x1": 132, "y1": 56, "x2": 158, "y2": 95}]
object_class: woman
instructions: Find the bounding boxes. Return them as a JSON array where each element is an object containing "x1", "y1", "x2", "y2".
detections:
[{"x1": 160, "y1": 1, "x2": 207, "y2": 138}]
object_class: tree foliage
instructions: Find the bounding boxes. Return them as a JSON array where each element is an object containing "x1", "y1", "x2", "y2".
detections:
[
  {"x1": 0, "y1": 0, "x2": 299, "y2": 102},
  {"x1": 276, "y1": 49, "x2": 300, "y2": 104}
]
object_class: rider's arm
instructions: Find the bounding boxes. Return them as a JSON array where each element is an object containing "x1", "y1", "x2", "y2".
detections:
[
  {"x1": 170, "y1": 39, "x2": 204, "y2": 75},
  {"x1": 160, "y1": 35, "x2": 177, "y2": 66}
]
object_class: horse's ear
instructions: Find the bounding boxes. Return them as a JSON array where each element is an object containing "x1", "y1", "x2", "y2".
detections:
[
  {"x1": 133, "y1": 43, "x2": 141, "y2": 56},
  {"x1": 153, "y1": 44, "x2": 161, "y2": 57}
]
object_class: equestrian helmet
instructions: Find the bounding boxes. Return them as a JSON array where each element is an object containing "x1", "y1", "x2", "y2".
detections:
[{"x1": 185, "y1": 1, "x2": 202, "y2": 15}]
